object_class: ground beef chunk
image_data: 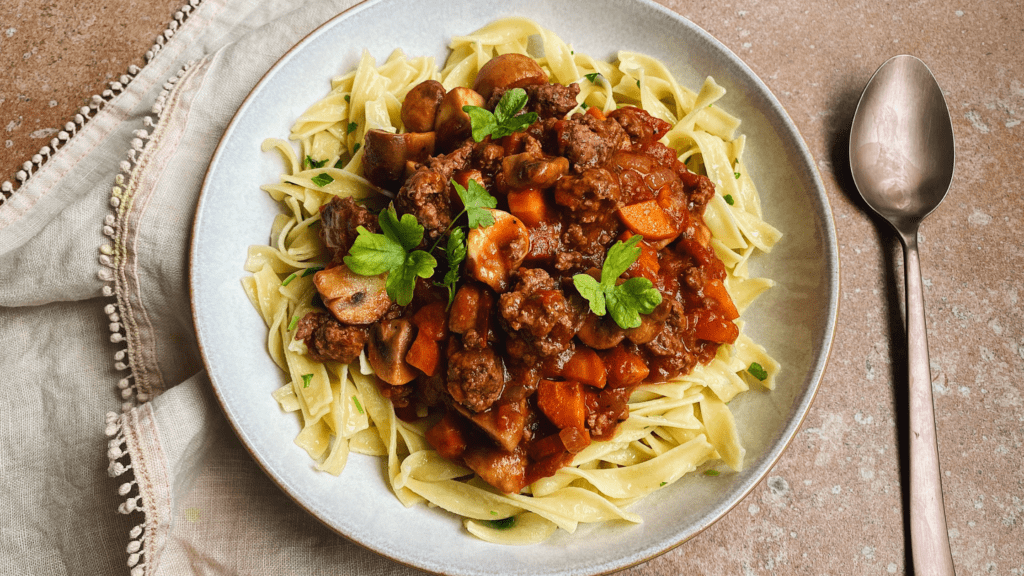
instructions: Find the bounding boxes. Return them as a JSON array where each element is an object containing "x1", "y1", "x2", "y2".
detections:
[
  {"x1": 472, "y1": 141, "x2": 505, "y2": 176},
  {"x1": 395, "y1": 141, "x2": 475, "y2": 242},
  {"x1": 396, "y1": 169, "x2": 450, "y2": 242},
  {"x1": 553, "y1": 167, "x2": 621, "y2": 223},
  {"x1": 556, "y1": 112, "x2": 630, "y2": 173},
  {"x1": 499, "y1": 268, "x2": 582, "y2": 362},
  {"x1": 428, "y1": 140, "x2": 473, "y2": 180},
  {"x1": 641, "y1": 298, "x2": 697, "y2": 379},
  {"x1": 319, "y1": 196, "x2": 379, "y2": 263},
  {"x1": 447, "y1": 340, "x2": 505, "y2": 412},
  {"x1": 608, "y1": 106, "x2": 672, "y2": 144},
  {"x1": 525, "y1": 83, "x2": 581, "y2": 118},
  {"x1": 294, "y1": 312, "x2": 368, "y2": 364},
  {"x1": 486, "y1": 83, "x2": 581, "y2": 120}
]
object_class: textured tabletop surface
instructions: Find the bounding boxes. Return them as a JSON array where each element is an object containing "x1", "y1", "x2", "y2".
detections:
[{"x1": 2, "y1": 0, "x2": 1022, "y2": 574}]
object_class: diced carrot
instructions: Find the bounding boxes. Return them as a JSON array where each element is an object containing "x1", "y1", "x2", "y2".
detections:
[
  {"x1": 692, "y1": 309, "x2": 739, "y2": 344},
  {"x1": 585, "y1": 106, "x2": 606, "y2": 121},
  {"x1": 617, "y1": 199, "x2": 679, "y2": 241},
  {"x1": 601, "y1": 346, "x2": 650, "y2": 388},
  {"x1": 524, "y1": 451, "x2": 575, "y2": 488},
  {"x1": 527, "y1": 434, "x2": 566, "y2": 461},
  {"x1": 507, "y1": 188, "x2": 553, "y2": 228},
  {"x1": 537, "y1": 380, "x2": 586, "y2": 430},
  {"x1": 426, "y1": 411, "x2": 469, "y2": 461},
  {"x1": 703, "y1": 279, "x2": 739, "y2": 321},
  {"x1": 406, "y1": 335, "x2": 440, "y2": 377},
  {"x1": 558, "y1": 426, "x2": 591, "y2": 454},
  {"x1": 448, "y1": 284, "x2": 493, "y2": 340},
  {"x1": 412, "y1": 300, "x2": 448, "y2": 341},
  {"x1": 621, "y1": 234, "x2": 660, "y2": 282},
  {"x1": 562, "y1": 348, "x2": 607, "y2": 389}
]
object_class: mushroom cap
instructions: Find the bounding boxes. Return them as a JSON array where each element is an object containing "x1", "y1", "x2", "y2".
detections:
[
  {"x1": 313, "y1": 265, "x2": 391, "y2": 325},
  {"x1": 466, "y1": 209, "x2": 531, "y2": 293},
  {"x1": 472, "y1": 53, "x2": 547, "y2": 102}
]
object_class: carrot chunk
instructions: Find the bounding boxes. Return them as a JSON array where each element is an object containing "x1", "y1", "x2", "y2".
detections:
[
  {"x1": 426, "y1": 411, "x2": 469, "y2": 461},
  {"x1": 537, "y1": 380, "x2": 586, "y2": 430},
  {"x1": 561, "y1": 348, "x2": 608, "y2": 389},
  {"x1": 703, "y1": 279, "x2": 739, "y2": 321},
  {"x1": 617, "y1": 199, "x2": 679, "y2": 241},
  {"x1": 507, "y1": 188, "x2": 553, "y2": 228}
]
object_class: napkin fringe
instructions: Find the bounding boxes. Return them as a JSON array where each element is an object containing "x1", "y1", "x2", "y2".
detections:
[
  {"x1": 100, "y1": 60, "x2": 196, "y2": 412},
  {"x1": 105, "y1": 411, "x2": 149, "y2": 576},
  {"x1": 0, "y1": 0, "x2": 205, "y2": 206}
]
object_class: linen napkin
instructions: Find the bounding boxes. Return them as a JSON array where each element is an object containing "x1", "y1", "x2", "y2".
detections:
[{"x1": 0, "y1": 0, "x2": 424, "y2": 573}]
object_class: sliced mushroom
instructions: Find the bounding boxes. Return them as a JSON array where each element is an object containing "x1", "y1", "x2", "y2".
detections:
[
  {"x1": 362, "y1": 129, "x2": 436, "y2": 191},
  {"x1": 401, "y1": 80, "x2": 446, "y2": 133},
  {"x1": 501, "y1": 152, "x2": 569, "y2": 189},
  {"x1": 625, "y1": 298, "x2": 671, "y2": 344},
  {"x1": 313, "y1": 265, "x2": 391, "y2": 325},
  {"x1": 434, "y1": 87, "x2": 485, "y2": 150},
  {"x1": 472, "y1": 53, "x2": 547, "y2": 102},
  {"x1": 367, "y1": 319, "x2": 418, "y2": 385},
  {"x1": 466, "y1": 209, "x2": 530, "y2": 293},
  {"x1": 576, "y1": 312, "x2": 626, "y2": 350}
]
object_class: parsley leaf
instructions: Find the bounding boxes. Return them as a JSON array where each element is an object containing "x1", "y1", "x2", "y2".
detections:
[
  {"x1": 452, "y1": 179, "x2": 498, "y2": 229},
  {"x1": 606, "y1": 276, "x2": 662, "y2": 329},
  {"x1": 584, "y1": 72, "x2": 602, "y2": 83},
  {"x1": 305, "y1": 155, "x2": 327, "y2": 169},
  {"x1": 734, "y1": 171, "x2": 741, "y2": 179},
  {"x1": 748, "y1": 362, "x2": 769, "y2": 381},
  {"x1": 724, "y1": 194, "x2": 735, "y2": 205},
  {"x1": 301, "y1": 373, "x2": 313, "y2": 388},
  {"x1": 573, "y1": 236, "x2": 663, "y2": 329},
  {"x1": 462, "y1": 87, "x2": 538, "y2": 142},
  {"x1": 311, "y1": 173, "x2": 334, "y2": 187},
  {"x1": 437, "y1": 227, "x2": 467, "y2": 307},
  {"x1": 343, "y1": 205, "x2": 437, "y2": 305},
  {"x1": 347, "y1": 121, "x2": 358, "y2": 134}
]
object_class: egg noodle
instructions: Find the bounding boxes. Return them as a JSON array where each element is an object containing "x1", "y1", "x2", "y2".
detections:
[{"x1": 242, "y1": 17, "x2": 781, "y2": 544}]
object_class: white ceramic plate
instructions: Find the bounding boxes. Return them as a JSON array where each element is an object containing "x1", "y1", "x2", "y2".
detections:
[{"x1": 191, "y1": 0, "x2": 839, "y2": 573}]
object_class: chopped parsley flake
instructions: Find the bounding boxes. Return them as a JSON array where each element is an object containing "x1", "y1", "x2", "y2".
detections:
[
  {"x1": 305, "y1": 155, "x2": 327, "y2": 169},
  {"x1": 704, "y1": 469, "x2": 720, "y2": 476},
  {"x1": 724, "y1": 194, "x2": 735, "y2": 205},
  {"x1": 487, "y1": 517, "x2": 515, "y2": 530},
  {"x1": 311, "y1": 173, "x2": 334, "y2": 187},
  {"x1": 734, "y1": 171, "x2": 741, "y2": 179},
  {"x1": 288, "y1": 315, "x2": 299, "y2": 331},
  {"x1": 352, "y1": 142, "x2": 361, "y2": 154},
  {"x1": 281, "y1": 272, "x2": 298, "y2": 286},
  {"x1": 347, "y1": 121, "x2": 358, "y2": 134},
  {"x1": 351, "y1": 395, "x2": 364, "y2": 415},
  {"x1": 301, "y1": 266, "x2": 323, "y2": 277},
  {"x1": 748, "y1": 362, "x2": 769, "y2": 381},
  {"x1": 584, "y1": 72, "x2": 602, "y2": 83},
  {"x1": 301, "y1": 373, "x2": 313, "y2": 388}
]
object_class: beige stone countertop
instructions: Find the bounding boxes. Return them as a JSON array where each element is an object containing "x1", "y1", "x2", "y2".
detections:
[{"x1": 2, "y1": 0, "x2": 1021, "y2": 574}]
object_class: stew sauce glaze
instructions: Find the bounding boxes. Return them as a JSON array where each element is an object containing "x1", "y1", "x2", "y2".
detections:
[{"x1": 296, "y1": 57, "x2": 740, "y2": 494}]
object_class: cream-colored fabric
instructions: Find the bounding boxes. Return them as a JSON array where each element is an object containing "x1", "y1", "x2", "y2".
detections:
[{"x1": 0, "y1": 0, "x2": 425, "y2": 573}]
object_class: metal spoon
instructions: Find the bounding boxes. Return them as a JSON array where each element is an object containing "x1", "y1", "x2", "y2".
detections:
[{"x1": 849, "y1": 55, "x2": 956, "y2": 575}]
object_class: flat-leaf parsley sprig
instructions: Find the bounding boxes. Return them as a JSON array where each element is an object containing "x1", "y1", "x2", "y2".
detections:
[
  {"x1": 463, "y1": 87, "x2": 539, "y2": 142},
  {"x1": 573, "y1": 235, "x2": 663, "y2": 329},
  {"x1": 343, "y1": 205, "x2": 437, "y2": 306}
]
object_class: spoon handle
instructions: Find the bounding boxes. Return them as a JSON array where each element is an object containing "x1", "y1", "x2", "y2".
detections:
[{"x1": 902, "y1": 232, "x2": 956, "y2": 575}]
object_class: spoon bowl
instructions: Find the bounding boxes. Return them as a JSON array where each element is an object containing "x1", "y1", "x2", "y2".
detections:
[
  {"x1": 850, "y1": 55, "x2": 955, "y2": 233},
  {"x1": 849, "y1": 55, "x2": 957, "y2": 576}
]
